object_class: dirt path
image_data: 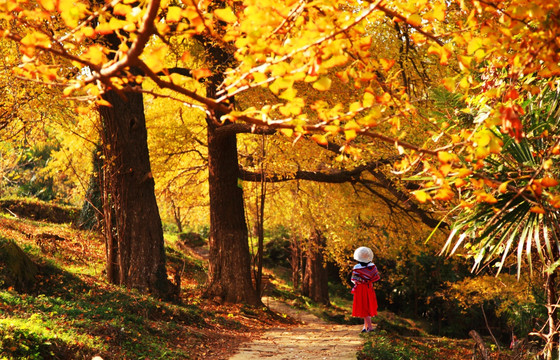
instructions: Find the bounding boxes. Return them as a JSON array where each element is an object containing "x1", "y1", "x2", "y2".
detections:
[{"x1": 229, "y1": 297, "x2": 363, "y2": 360}]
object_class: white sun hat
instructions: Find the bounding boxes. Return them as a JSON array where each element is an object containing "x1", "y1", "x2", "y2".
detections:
[{"x1": 354, "y1": 246, "x2": 373, "y2": 263}]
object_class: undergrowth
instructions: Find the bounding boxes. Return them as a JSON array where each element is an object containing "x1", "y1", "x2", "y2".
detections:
[{"x1": 0, "y1": 209, "x2": 275, "y2": 360}]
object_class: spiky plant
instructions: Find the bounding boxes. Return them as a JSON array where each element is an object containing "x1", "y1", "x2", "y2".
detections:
[{"x1": 443, "y1": 83, "x2": 560, "y2": 358}]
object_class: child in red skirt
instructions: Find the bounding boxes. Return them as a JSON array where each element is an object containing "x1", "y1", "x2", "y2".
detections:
[{"x1": 351, "y1": 246, "x2": 380, "y2": 333}]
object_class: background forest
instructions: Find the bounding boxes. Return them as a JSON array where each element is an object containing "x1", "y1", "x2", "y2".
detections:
[{"x1": 0, "y1": 0, "x2": 559, "y2": 359}]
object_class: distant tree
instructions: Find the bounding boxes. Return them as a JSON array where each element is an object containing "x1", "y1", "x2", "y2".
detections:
[{"x1": 302, "y1": 229, "x2": 329, "y2": 305}]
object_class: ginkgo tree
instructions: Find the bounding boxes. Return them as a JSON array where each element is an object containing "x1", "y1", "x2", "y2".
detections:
[{"x1": 2, "y1": 0, "x2": 560, "y2": 322}]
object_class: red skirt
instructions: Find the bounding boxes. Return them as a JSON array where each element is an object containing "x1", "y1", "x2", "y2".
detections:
[{"x1": 352, "y1": 283, "x2": 378, "y2": 317}]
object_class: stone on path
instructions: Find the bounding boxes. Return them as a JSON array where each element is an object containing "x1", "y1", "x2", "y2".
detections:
[{"x1": 229, "y1": 297, "x2": 363, "y2": 360}]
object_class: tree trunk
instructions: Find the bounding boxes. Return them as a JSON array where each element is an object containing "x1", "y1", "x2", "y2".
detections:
[
  {"x1": 170, "y1": 199, "x2": 183, "y2": 233},
  {"x1": 469, "y1": 330, "x2": 490, "y2": 360},
  {"x1": 205, "y1": 120, "x2": 260, "y2": 305},
  {"x1": 302, "y1": 230, "x2": 330, "y2": 305},
  {"x1": 254, "y1": 137, "x2": 266, "y2": 296},
  {"x1": 291, "y1": 237, "x2": 302, "y2": 291},
  {"x1": 78, "y1": 144, "x2": 102, "y2": 230},
  {"x1": 544, "y1": 269, "x2": 558, "y2": 360},
  {"x1": 98, "y1": 90, "x2": 172, "y2": 298}
]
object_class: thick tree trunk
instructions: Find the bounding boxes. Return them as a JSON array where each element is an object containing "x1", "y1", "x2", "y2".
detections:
[
  {"x1": 302, "y1": 230, "x2": 330, "y2": 305},
  {"x1": 204, "y1": 119, "x2": 260, "y2": 305},
  {"x1": 98, "y1": 90, "x2": 172, "y2": 298}
]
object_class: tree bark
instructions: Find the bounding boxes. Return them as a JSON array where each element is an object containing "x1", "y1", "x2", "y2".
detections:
[
  {"x1": 98, "y1": 90, "x2": 172, "y2": 298},
  {"x1": 291, "y1": 237, "x2": 303, "y2": 291},
  {"x1": 302, "y1": 230, "x2": 330, "y2": 305},
  {"x1": 78, "y1": 144, "x2": 103, "y2": 230},
  {"x1": 187, "y1": 22, "x2": 260, "y2": 305},
  {"x1": 469, "y1": 330, "x2": 490, "y2": 360},
  {"x1": 205, "y1": 119, "x2": 260, "y2": 305}
]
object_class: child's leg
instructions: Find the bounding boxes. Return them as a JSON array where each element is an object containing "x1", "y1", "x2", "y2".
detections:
[{"x1": 364, "y1": 316, "x2": 372, "y2": 330}]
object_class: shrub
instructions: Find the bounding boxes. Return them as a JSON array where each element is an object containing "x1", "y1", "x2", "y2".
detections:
[
  {"x1": 358, "y1": 334, "x2": 417, "y2": 360},
  {"x1": 358, "y1": 333, "x2": 436, "y2": 360},
  {"x1": 178, "y1": 232, "x2": 205, "y2": 247},
  {"x1": 263, "y1": 227, "x2": 291, "y2": 268}
]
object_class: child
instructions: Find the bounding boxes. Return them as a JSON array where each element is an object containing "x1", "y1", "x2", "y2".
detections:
[{"x1": 351, "y1": 246, "x2": 380, "y2": 333}]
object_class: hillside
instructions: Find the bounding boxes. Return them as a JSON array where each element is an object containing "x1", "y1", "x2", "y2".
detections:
[
  {"x1": 0, "y1": 200, "x2": 517, "y2": 360},
  {"x1": 0, "y1": 204, "x2": 286, "y2": 359}
]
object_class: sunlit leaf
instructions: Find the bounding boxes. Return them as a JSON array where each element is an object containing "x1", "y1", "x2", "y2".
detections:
[
  {"x1": 311, "y1": 134, "x2": 328, "y2": 145},
  {"x1": 413, "y1": 190, "x2": 431, "y2": 203},
  {"x1": 191, "y1": 68, "x2": 213, "y2": 80},
  {"x1": 214, "y1": 7, "x2": 237, "y2": 23},
  {"x1": 312, "y1": 77, "x2": 332, "y2": 91},
  {"x1": 407, "y1": 14, "x2": 422, "y2": 27},
  {"x1": 167, "y1": 6, "x2": 183, "y2": 22}
]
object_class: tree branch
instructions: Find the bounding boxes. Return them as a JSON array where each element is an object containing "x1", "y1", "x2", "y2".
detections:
[
  {"x1": 239, "y1": 163, "x2": 376, "y2": 183},
  {"x1": 215, "y1": 123, "x2": 277, "y2": 136}
]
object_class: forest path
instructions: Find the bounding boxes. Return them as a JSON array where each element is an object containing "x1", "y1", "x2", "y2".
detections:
[{"x1": 229, "y1": 297, "x2": 363, "y2": 360}]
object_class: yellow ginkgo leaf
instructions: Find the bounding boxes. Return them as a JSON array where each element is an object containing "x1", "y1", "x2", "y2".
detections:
[
  {"x1": 214, "y1": 7, "x2": 237, "y2": 23},
  {"x1": 167, "y1": 6, "x2": 182, "y2": 23},
  {"x1": 413, "y1": 190, "x2": 431, "y2": 203},
  {"x1": 344, "y1": 120, "x2": 360, "y2": 131},
  {"x1": 476, "y1": 192, "x2": 497, "y2": 204},
  {"x1": 434, "y1": 187, "x2": 454, "y2": 201},
  {"x1": 454, "y1": 178, "x2": 467, "y2": 188},
  {"x1": 324, "y1": 125, "x2": 339, "y2": 135},
  {"x1": 437, "y1": 151, "x2": 457, "y2": 163},
  {"x1": 280, "y1": 128, "x2": 293, "y2": 137},
  {"x1": 380, "y1": 59, "x2": 395, "y2": 72},
  {"x1": 82, "y1": 45, "x2": 107, "y2": 66},
  {"x1": 21, "y1": 31, "x2": 51, "y2": 49},
  {"x1": 541, "y1": 177, "x2": 559, "y2": 187},
  {"x1": 344, "y1": 129, "x2": 357, "y2": 142},
  {"x1": 433, "y1": 3, "x2": 446, "y2": 21},
  {"x1": 113, "y1": 3, "x2": 131, "y2": 16},
  {"x1": 95, "y1": 22, "x2": 114, "y2": 35},
  {"x1": 467, "y1": 37, "x2": 483, "y2": 56},
  {"x1": 312, "y1": 77, "x2": 332, "y2": 91},
  {"x1": 458, "y1": 168, "x2": 472, "y2": 179},
  {"x1": 279, "y1": 88, "x2": 297, "y2": 101},
  {"x1": 38, "y1": 0, "x2": 55, "y2": 11},
  {"x1": 81, "y1": 26, "x2": 95, "y2": 38},
  {"x1": 498, "y1": 182, "x2": 508, "y2": 193},
  {"x1": 311, "y1": 134, "x2": 329, "y2": 146},
  {"x1": 96, "y1": 99, "x2": 113, "y2": 107},
  {"x1": 407, "y1": 14, "x2": 422, "y2": 27},
  {"x1": 530, "y1": 206, "x2": 546, "y2": 214},
  {"x1": 443, "y1": 77, "x2": 455, "y2": 91},
  {"x1": 191, "y1": 68, "x2": 213, "y2": 80},
  {"x1": 143, "y1": 46, "x2": 168, "y2": 74}
]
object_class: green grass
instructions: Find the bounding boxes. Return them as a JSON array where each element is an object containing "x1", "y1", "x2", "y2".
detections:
[
  {"x1": 0, "y1": 259, "x2": 206, "y2": 359},
  {"x1": 0, "y1": 213, "x2": 216, "y2": 359},
  {"x1": 358, "y1": 331, "x2": 436, "y2": 360}
]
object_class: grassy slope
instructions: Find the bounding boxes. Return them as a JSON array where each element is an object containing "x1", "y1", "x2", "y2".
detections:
[
  {"x1": 0, "y1": 213, "x2": 282, "y2": 360},
  {"x1": 0, "y1": 204, "x2": 480, "y2": 360}
]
